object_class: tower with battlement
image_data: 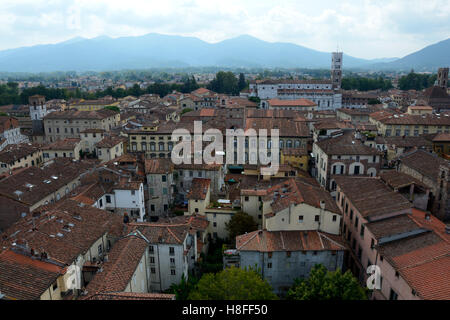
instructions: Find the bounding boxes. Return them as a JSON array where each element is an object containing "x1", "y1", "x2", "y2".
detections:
[
  {"x1": 437, "y1": 67, "x2": 449, "y2": 89},
  {"x1": 331, "y1": 52, "x2": 343, "y2": 90},
  {"x1": 29, "y1": 95, "x2": 47, "y2": 135}
]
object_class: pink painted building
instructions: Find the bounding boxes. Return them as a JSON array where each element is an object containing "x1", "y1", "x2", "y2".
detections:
[{"x1": 335, "y1": 176, "x2": 450, "y2": 300}]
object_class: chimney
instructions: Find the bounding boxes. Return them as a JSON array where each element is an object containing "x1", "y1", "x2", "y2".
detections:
[
  {"x1": 425, "y1": 212, "x2": 431, "y2": 221},
  {"x1": 320, "y1": 200, "x2": 326, "y2": 210}
]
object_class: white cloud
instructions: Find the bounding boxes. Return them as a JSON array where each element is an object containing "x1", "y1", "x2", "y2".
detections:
[{"x1": 0, "y1": 0, "x2": 448, "y2": 59}]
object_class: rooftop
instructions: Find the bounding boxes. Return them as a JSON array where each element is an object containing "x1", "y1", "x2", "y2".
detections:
[
  {"x1": 42, "y1": 138, "x2": 81, "y2": 151},
  {"x1": 0, "y1": 249, "x2": 63, "y2": 300},
  {"x1": 44, "y1": 108, "x2": 118, "y2": 120},
  {"x1": 0, "y1": 158, "x2": 97, "y2": 206},
  {"x1": 187, "y1": 178, "x2": 211, "y2": 200},
  {"x1": 0, "y1": 143, "x2": 42, "y2": 165},
  {"x1": 334, "y1": 176, "x2": 412, "y2": 220},
  {"x1": 267, "y1": 98, "x2": 317, "y2": 107},
  {"x1": 315, "y1": 132, "x2": 381, "y2": 156},
  {"x1": 236, "y1": 230, "x2": 346, "y2": 252},
  {"x1": 399, "y1": 149, "x2": 450, "y2": 181}
]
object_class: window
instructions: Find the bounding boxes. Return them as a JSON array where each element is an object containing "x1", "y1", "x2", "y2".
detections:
[
  {"x1": 315, "y1": 215, "x2": 320, "y2": 222},
  {"x1": 332, "y1": 215, "x2": 337, "y2": 222},
  {"x1": 267, "y1": 263, "x2": 272, "y2": 268},
  {"x1": 286, "y1": 251, "x2": 291, "y2": 258},
  {"x1": 213, "y1": 222, "x2": 217, "y2": 227},
  {"x1": 150, "y1": 257, "x2": 155, "y2": 264},
  {"x1": 169, "y1": 247, "x2": 175, "y2": 255},
  {"x1": 170, "y1": 258, "x2": 175, "y2": 265},
  {"x1": 395, "y1": 271, "x2": 399, "y2": 278},
  {"x1": 98, "y1": 244, "x2": 103, "y2": 256},
  {"x1": 149, "y1": 246, "x2": 154, "y2": 254},
  {"x1": 298, "y1": 215, "x2": 304, "y2": 223},
  {"x1": 106, "y1": 195, "x2": 111, "y2": 203},
  {"x1": 371, "y1": 238, "x2": 375, "y2": 249},
  {"x1": 350, "y1": 209, "x2": 353, "y2": 220},
  {"x1": 131, "y1": 190, "x2": 136, "y2": 196},
  {"x1": 52, "y1": 282, "x2": 58, "y2": 291},
  {"x1": 162, "y1": 175, "x2": 167, "y2": 182},
  {"x1": 171, "y1": 269, "x2": 176, "y2": 275},
  {"x1": 151, "y1": 267, "x2": 156, "y2": 274},
  {"x1": 389, "y1": 289, "x2": 398, "y2": 300},
  {"x1": 355, "y1": 216, "x2": 359, "y2": 228},
  {"x1": 245, "y1": 196, "x2": 249, "y2": 201},
  {"x1": 360, "y1": 225, "x2": 365, "y2": 237}
]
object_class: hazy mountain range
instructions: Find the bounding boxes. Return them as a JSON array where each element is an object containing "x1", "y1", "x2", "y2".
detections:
[{"x1": 0, "y1": 34, "x2": 448, "y2": 73}]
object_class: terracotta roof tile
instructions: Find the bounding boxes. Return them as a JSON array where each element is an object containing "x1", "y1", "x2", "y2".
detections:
[{"x1": 236, "y1": 230, "x2": 346, "y2": 252}]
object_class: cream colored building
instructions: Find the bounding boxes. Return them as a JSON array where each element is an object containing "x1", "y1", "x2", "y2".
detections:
[
  {"x1": 407, "y1": 105, "x2": 433, "y2": 115},
  {"x1": 42, "y1": 138, "x2": 82, "y2": 162},
  {"x1": 80, "y1": 129, "x2": 105, "y2": 153},
  {"x1": 95, "y1": 136, "x2": 125, "y2": 163},
  {"x1": 44, "y1": 109, "x2": 120, "y2": 143},
  {"x1": 0, "y1": 143, "x2": 43, "y2": 174},
  {"x1": 242, "y1": 178, "x2": 342, "y2": 235}
]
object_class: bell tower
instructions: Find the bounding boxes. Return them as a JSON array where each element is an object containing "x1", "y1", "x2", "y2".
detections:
[
  {"x1": 331, "y1": 52, "x2": 343, "y2": 90},
  {"x1": 437, "y1": 67, "x2": 449, "y2": 89},
  {"x1": 29, "y1": 95, "x2": 47, "y2": 135}
]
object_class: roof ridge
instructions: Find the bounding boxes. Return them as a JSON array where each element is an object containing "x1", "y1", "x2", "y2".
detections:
[
  {"x1": 165, "y1": 226, "x2": 182, "y2": 243},
  {"x1": 236, "y1": 231, "x2": 259, "y2": 250},
  {"x1": 397, "y1": 250, "x2": 450, "y2": 272},
  {"x1": 319, "y1": 232, "x2": 346, "y2": 250},
  {"x1": 280, "y1": 232, "x2": 285, "y2": 250}
]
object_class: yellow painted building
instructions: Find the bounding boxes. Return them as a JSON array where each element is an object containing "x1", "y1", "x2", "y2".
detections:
[
  {"x1": 281, "y1": 148, "x2": 309, "y2": 171},
  {"x1": 370, "y1": 113, "x2": 450, "y2": 137},
  {"x1": 69, "y1": 99, "x2": 120, "y2": 111},
  {"x1": 432, "y1": 133, "x2": 450, "y2": 158}
]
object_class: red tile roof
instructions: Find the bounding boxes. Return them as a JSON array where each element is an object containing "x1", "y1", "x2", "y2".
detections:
[
  {"x1": 85, "y1": 292, "x2": 175, "y2": 300},
  {"x1": 334, "y1": 176, "x2": 412, "y2": 219},
  {"x1": 187, "y1": 178, "x2": 211, "y2": 200},
  {"x1": 236, "y1": 230, "x2": 346, "y2": 252},
  {"x1": 268, "y1": 98, "x2": 317, "y2": 107},
  {"x1": 84, "y1": 232, "x2": 148, "y2": 297},
  {"x1": 0, "y1": 249, "x2": 64, "y2": 300}
]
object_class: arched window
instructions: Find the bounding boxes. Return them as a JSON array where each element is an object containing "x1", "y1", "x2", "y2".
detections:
[
  {"x1": 295, "y1": 140, "x2": 301, "y2": 148},
  {"x1": 56, "y1": 193, "x2": 61, "y2": 201},
  {"x1": 150, "y1": 143, "x2": 156, "y2": 151},
  {"x1": 279, "y1": 140, "x2": 284, "y2": 149},
  {"x1": 287, "y1": 140, "x2": 292, "y2": 148},
  {"x1": 141, "y1": 142, "x2": 147, "y2": 151},
  {"x1": 159, "y1": 142, "x2": 165, "y2": 151}
]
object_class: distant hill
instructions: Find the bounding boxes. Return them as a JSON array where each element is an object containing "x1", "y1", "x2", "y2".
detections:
[
  {"x1": 0, "y1": 33, "x2": 447, "y2": 72},
  {"x1": 369, "y1": 38, "x2": 450, "y2": 71}
]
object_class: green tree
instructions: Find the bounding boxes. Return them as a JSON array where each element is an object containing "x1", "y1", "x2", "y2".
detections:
[
  {"x1": 248, "y1": 96, "x2": 260, "y2": 104},
  {"x1": 225, "y1": 211, "x2": 258, "y2": 242},
  {"x1": 181, "y1": 108, "x2": 193, "y2": 115},
  {"x1": 169, "y1": 274, "x2": 199, "y2": 300},
  {"x1": 368, "y1": 98, "x2": 381, "y2": 105},
  {"x1": 188, "y1": 267, "x2": 278, "y2": 300},
  {"x1": 208, "y1": 71, "x2": 239, "y2": 95},
  {"x1": 238, "y1": 73, "x2": 247, "y2": 92},
  {"x1": 287, "y1": 264, "x2": 367, "y2": 300},
  {"x1": 103, "y1": 105, "x2": 120, "y2": 112}
]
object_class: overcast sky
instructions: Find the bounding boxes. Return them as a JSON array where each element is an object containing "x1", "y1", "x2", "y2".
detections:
[{"x1": 1, "y1": 0, "x2": 449, "y2": 59}]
